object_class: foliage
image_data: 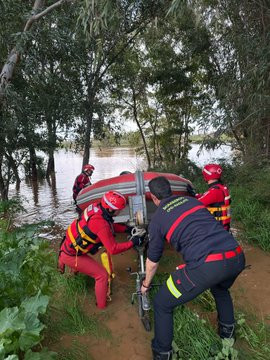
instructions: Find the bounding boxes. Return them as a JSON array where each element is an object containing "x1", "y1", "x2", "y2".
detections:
[
  {"x1": 192, "y1": 0, "x2": 270, "y2": 163},
  {"x1": 236, "y1": 313, "x2": 270, "y2": 359},
  {"x1": 44, "y1": 272, "x2": 111, "y2": 353},
  {"x1": 152, "y1": 272, "x2": 270, "y2": 359},
  {"x1": 0, "y1": 203, "x2": 56, "y2": 358},
  {"x1": 172, "y1": 306, "x2": 237, "y2": 360},
  {"x1": 0, "y1": 292, "x2": 56, "y2": 359},
  {"x1": 230, "y1": 165, "x2": 270, "y2": 251}
]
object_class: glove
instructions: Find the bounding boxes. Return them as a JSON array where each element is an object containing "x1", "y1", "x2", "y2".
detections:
[
  {"x1": 125, "y1": 225, "x2": 134, "y2": 235},
  {"x1": 186, "y1": 183, "x2": 196, "y2": 197},
  {"x1": 131, "y1": 236, "x2": 144, "y2": 247},
  {"x1": 89, "y1": 242, "x2": 103, "y2": 255}
]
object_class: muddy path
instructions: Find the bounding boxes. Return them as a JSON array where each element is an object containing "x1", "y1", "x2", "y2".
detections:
[{"x1": 48, "y1": 235, "x2": 270, "y2": 359}]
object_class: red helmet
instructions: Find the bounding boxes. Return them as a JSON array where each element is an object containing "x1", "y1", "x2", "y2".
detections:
[
  {"x1": 83, "y1": 164, "x2": 95, "y2": 173},
  {"x1": 101, "y1": 191, "x2": 126, "y2": 211},
  {"x1": 202, "y1": 164, "x2": 223, "y2": 181}
]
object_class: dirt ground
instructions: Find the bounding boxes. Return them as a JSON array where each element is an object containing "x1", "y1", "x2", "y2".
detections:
[{"x1": 50, "y1": 237, "x2": 270, "y2": 360}]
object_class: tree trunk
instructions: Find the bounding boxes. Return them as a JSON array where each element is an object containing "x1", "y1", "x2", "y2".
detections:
[
  {"x1": 29, "y1": 147, "x2": 38, "y2": 181},
  {"x1": 132, "y1": 88, "x2": 151, "y2": 169},
  {"x1": 83, "y1": 85, "x2": 95, "y2": 167},
  {"x1": 82, "y1": 111, "x2": 93, "y2": 167},
  {"x1": 46, "y1": 118, "x2": 56, "y2": 177},
  {"x1": 0, "y1": 176, "x2": 9, "y2": 201},
  {"x1": 6, "y1": 152, "x2": 21, "y2": 188},
  {"x1": 46, "y1": 153, "x2": 55, "y2": 178},
  {"x1": 0, "y1": 155, "x2": 9, "y2": 201}
]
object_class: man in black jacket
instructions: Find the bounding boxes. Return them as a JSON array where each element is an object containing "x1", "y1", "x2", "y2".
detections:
[{"x1": 141, "y1": 176, "x2": 245, "y2": 360}]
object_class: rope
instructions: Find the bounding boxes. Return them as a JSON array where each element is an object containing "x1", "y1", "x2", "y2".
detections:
[{"x1": 130, "y1": 226, "x2": 146, "y2": 238}]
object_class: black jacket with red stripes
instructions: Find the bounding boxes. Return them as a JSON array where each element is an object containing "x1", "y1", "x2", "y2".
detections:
[{"x1": 148, "y1": 195, "x2": 239, "y2": 269}]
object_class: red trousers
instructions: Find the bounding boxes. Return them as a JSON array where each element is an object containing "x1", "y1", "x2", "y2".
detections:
[{"x1": 58, "y1": 251, "x2": 108, "y2": 309}]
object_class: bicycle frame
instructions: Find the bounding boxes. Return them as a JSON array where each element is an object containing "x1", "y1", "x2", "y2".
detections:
[{"x1": 127, "y1": 240, "x2": 151, "y2": 332}]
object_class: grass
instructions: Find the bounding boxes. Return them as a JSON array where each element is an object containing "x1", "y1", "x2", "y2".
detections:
[
  {"x1": 56, "y1": 340, "x2": 94, "y2": 360},
  {"x1": 44, "y1": 270, "x2": 112, "y2": 356},
  {"x1": 231, "y1": 186, "x2": 270, "y2": 251},
  {"x1": 151, "y1": 273, "x2": 270, "y2": 360}
]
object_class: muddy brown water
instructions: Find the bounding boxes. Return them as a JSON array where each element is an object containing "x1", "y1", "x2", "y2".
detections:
[{"x1": 10, "y1": 146, "x2": 232, "y2": 229}]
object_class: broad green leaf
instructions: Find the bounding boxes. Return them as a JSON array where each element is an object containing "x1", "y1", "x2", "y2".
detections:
[
  {"x1": 18, "y1": 312, "x2": 44, "y2": 351},
  {"x1": 20, "y1": 293, "x2": 49, "y2": 315},
  {"x1": 18, "y1": 331, "x2": 41, "y2": 352},
  {"x1": 0, "y1": 308, "x2": 25, "y2": 336}
]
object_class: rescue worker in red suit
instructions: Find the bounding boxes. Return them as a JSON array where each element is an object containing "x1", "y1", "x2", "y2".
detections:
[
  {"x1": 73, "y1": 164, "x2": 95, "y2": 202},
  {"x1": 196, "y1": 164, "x2": 231, "y2": 231},
  {"x1": 58, "y1": 190, "x2": 144, "y2": 309},
  {"x1": 141, "y1": 177, "x2": 245, "y2": 360}
]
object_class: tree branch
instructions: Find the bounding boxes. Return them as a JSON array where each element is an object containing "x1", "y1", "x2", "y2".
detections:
[{"x1": 0, "y1": 0, "x2": 76, "y2": 106}]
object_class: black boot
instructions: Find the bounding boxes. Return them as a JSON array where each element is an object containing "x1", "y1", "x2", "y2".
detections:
[
  {"x1": 218, "y1": 321, "x2": 235, "y2": 340},
  {"x1": 152, "y1": 348, "x2": 173, "y2": 360}
]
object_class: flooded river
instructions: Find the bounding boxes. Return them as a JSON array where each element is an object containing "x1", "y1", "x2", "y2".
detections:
[{"x1": 10, "y1": 145, "x2": 231, "y2": 229}]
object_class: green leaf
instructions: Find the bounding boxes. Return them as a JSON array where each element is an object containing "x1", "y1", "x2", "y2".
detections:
[
  {"x1": 0, "y1": 307, "x2": 25, "y2": 336},
  {"x1": 4, "y1": 356, "x2": 19, "y2": 360},
  {"x1": 18, "y1": 313, "x2": 44, "y2": 351},
  {"x1": 24, "y1": 348, "x2": 57, "y2": 360},
  {"x1": 20, "y1": 292, "x2": 49, "y2": 315}
]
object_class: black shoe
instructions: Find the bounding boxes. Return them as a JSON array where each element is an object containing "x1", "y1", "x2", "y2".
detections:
[
  {"x1": 218, "y1": 321, "x2": 235, "y2": 340},
  {"x1": 152, "y1": 348, "x2": 173, "y2": 360}
]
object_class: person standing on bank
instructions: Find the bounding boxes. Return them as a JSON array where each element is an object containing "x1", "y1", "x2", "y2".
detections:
[
  {"x1": 73, "y1": 164, "x2": 95, "y2": 202},
  {"x1": 141, "y1": 176, "x2": 245, "y2": 360},
  {"x1": 196, "y1": 163, "x2": 231, "y2": 231}
]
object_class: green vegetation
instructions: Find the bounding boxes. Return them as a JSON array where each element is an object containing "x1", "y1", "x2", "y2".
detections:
[
  {"x1": 44, "y1": 272, "x2": 111, "y2": 359},
  {"x1": 1, "y1": 0, "x2": 270, "y2": 200},
  {"x1": 57, "y1": 341, "x2": 93, "y2": 360},
  {"x1": 0, "y1": 202, "x2": 56, "y2": 359},
  {"x1": 151, "y1": 274, "x2": 270, "y2": 360},
  {"x1": 229, "y1": 167, "x2": 270, "y2": 251}
]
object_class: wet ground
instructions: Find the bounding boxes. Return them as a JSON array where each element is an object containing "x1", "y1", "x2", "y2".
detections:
[{"x1": 48, "y1": 234, "x2": 270, "y2": 360}]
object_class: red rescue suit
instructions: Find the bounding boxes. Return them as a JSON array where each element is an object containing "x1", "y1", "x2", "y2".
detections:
[
  {"x1": 58, "y1": 202, "x2": 133, "y2": 308},
  {"x1": 73, "y1": 172, "x2": 91, "y2": 201},
  {"x1": 196, "y1": 182, "x2": 231, "y2": 231}
]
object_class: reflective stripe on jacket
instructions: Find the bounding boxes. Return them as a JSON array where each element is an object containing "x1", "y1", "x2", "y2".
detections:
[{"x1": 63, "y1": 204, "x2": 100, "y2": 255}]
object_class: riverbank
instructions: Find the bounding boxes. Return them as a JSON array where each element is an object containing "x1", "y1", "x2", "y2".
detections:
[{"x1": 43, "y1": 236, "x2": 270, "y2": 360}]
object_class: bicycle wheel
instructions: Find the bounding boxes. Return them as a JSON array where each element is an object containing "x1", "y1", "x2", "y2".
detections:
[
  {"x1": 142, "y1": 312, "x2": 151, "y2": 332},
  {"x1": 138, "y1": 293, "x2": 144, "y2": 319}
]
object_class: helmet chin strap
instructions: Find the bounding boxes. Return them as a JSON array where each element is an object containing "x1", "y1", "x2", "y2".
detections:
[{"x1": 100, "y1": 204, "x2": 114, "y2": 222}]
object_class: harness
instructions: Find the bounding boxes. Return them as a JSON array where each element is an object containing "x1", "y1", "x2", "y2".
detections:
[
  {"x1": 207, "y1": 184, "x2": 231, "y2": 228},
  {"x1": 63, "y1": 204, "x2": 100, "y2": 256}
]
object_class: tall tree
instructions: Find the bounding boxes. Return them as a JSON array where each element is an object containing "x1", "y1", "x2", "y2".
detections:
[{"x1": 0, "y1": 0, "x2": 76, "y2": 108}]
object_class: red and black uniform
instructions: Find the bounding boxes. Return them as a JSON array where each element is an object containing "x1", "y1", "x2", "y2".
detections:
[
  {"x1": 196, "y1": 181, "x2": 231, "y2": 231},
  {"x1": 58, "y1": 202, "x2": 133, "y2": 309},
  {"x1": 73, "y1": 172, "x2": 91, "y2": 201},
  {"x1": 148, "y1": 195, "x2": 245, "y2": 354}
]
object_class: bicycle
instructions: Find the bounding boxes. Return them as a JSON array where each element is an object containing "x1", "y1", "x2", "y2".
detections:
[{"x1": 127, "y1": 234, "x2": 151, "y2": 332}]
